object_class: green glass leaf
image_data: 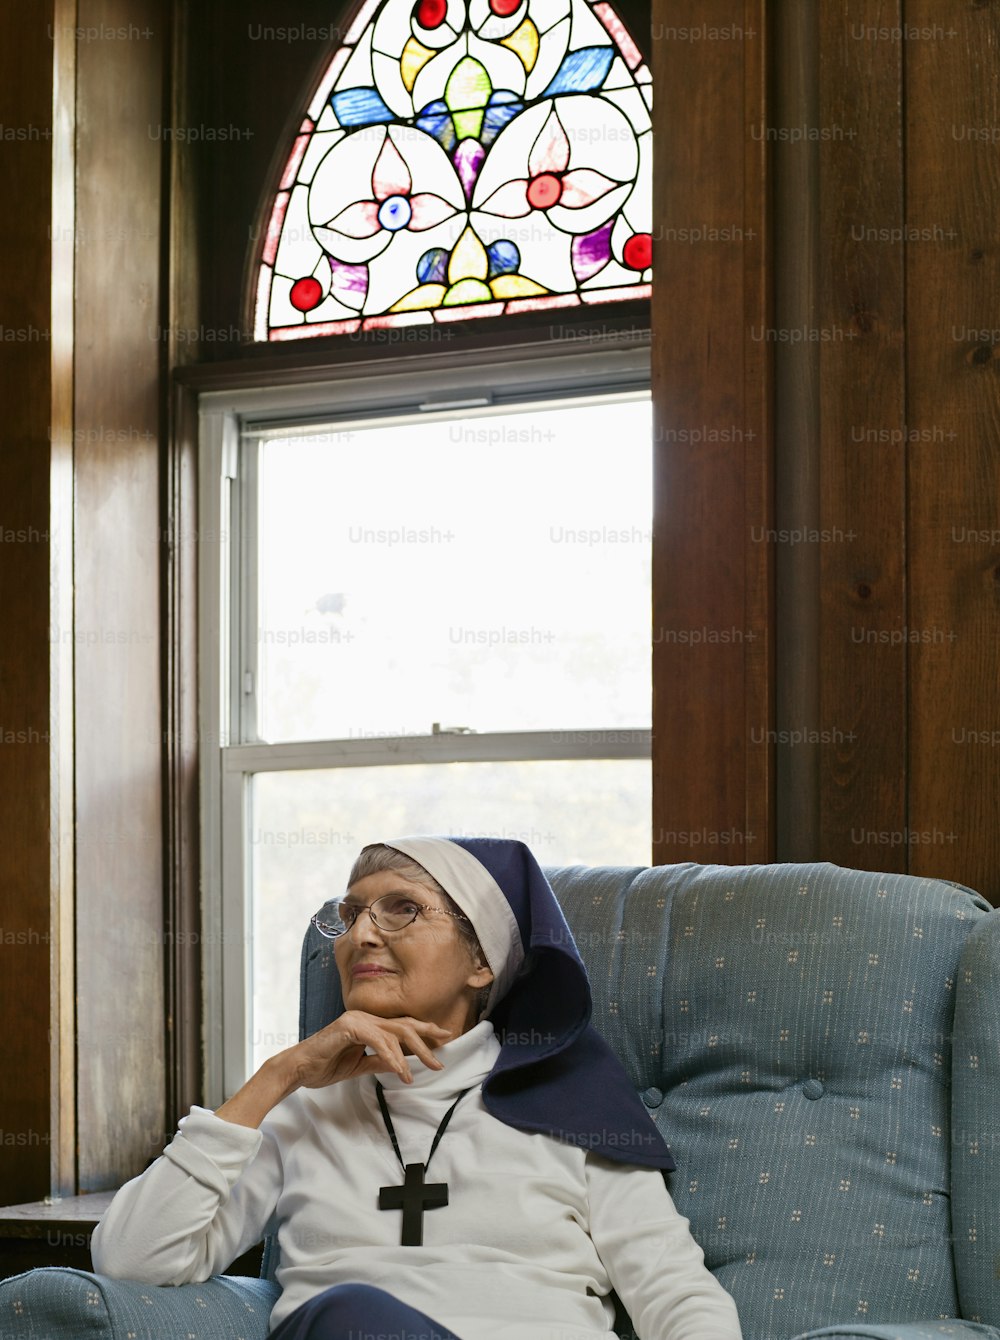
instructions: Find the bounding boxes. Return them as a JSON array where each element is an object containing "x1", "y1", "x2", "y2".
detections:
[
  {"x1": 445, "y1": 56, "x2": 492, "y2": 113},
  {"x1": 453, "y1": 108, "x2": 486, "y2": 140},
  {"x1": 442, "y1": 277, "x2": 493, "y2": 305}
]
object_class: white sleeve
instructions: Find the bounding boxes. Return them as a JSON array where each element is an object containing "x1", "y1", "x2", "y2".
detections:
[
  {"x1": 585, "y1": 1153, "x2": 743, "y2": 1340},
  {"x1": 89, "y1": 1105, "x2": 285, "y2": 1286}
]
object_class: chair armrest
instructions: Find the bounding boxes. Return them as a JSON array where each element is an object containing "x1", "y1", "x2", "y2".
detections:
[
  {"x1": 0, "y1": 1266, "x2": 280, "y2": 1340},
  {"x1": 791, "y1": 1322, "x2": 1000, "y2": 1340}
]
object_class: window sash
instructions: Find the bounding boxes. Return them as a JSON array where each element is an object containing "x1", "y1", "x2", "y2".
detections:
[{"x1": 198, "y1": 340, "x2": 651, "y2": 1103}]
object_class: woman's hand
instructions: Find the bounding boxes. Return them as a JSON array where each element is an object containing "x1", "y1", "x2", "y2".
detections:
[
  {"x1": 287, "y1": 1011, "x2": 454, "y2": 1089},
  {"x1": 214, "y1": 1011, "x2": 455, "y2": 1129}
]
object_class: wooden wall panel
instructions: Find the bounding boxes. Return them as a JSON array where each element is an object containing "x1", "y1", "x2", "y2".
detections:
[
  {"x1": 771, "y1": 0, "x2": 821, "y2": 862},
  {"x1": 0, "y1": 0, "x2": 75, "y2": 1207},
  {"x1": 651, "y1": 0, "x2": 772, "y2": 864},
  {"x1": 816, "y1": 0, "x2": 906, "y2": 868},
  {"x1": 73, "y1": 0, "x2": 168, "y2": 1189},
  {"x1": 50, "y1": 0, "x2": 79, "y2": 1202},
  {"x1": 905, "y1": 3, "x2": 1000, "y2": 902},
  {"x1": 164, "y1": 0, "x2": 205, "y2": 1133}
]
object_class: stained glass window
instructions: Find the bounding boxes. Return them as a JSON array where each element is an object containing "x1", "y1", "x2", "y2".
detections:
[{"x1": 253, "y1": 0, "x2": 652, "y2": 340}]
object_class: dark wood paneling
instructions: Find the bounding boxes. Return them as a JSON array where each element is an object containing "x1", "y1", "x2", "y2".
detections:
[
  {"x1": 193, "y1": 0, "x2": 366, "y2": 361},
  {"x1": 742, "y1": 0, "x2": 773, "y2": 864},
  {"x1": 73, "y1": 0, "x2": 168, "y2": 1189},
  {"x1": 905, "y1": 2, "x2": 1000, "y2": 903},
  {"x1": 163, "y1": 0, "x2": 205, "y2": 1138},
  {"x1": 0, "y1": 0, "x2": 67, "y2": 1208},
  {"x1": 816, "y1": 0, "x2": 906, "y2": 868},
  {"x1": 163, "y1": 380, "x2": 204, "y2": 1131},
  {"x1": 650, "y1": 0, "x2": 772, "y2": 864},
  {"x1": 50, "y1": 0, "x2": 79, "y2": 1203},
  {"x1": 772, "y1": 0, "x2": 821, "y2": 863}
]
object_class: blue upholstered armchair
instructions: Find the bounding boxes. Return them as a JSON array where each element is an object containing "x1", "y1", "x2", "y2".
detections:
[{"x1": 3, "y1": 860, "x2": 999, "y2": 1340}]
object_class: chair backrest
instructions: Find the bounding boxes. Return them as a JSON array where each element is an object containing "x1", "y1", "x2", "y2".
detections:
[{"x1": 266, "y1": 860, "x2": 1000, "y2": 1340}]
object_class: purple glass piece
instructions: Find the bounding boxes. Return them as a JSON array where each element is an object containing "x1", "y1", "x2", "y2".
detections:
[
  {"x1": 453, "y1": 139, "x2": 486, "y2": 202},
  {"x1": 329, "y1": 258, "x2": 369, "y2": 308},
  {"x1": 571, "y1": 222, "x2": 613, "y2": 281}
]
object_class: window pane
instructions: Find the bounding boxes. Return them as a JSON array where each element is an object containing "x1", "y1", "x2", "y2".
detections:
[
  {"x1": 249, "y1": 757, "x2": 649, "y2": 1073},
  {"x1": 255, "y1": 397, "x2": 651, "y2": 742}
]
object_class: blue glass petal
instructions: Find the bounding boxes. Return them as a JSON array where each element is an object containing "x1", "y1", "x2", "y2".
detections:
[
  {"x1": 330, "y1": 87, "x2": 395, "y2": 126},
  {"x1": 416, "y1": 99, "x2": 457, "y2": 151},
  {"x1": 417, "y1": 246, "x2": 450, "y2": 283},
  {"x1": 487, "y1": 239, "x2": 520, "y2": 277},
  {"x1": 541, "y1": 47, "x2": 615, "y2": 97},
  {"x1": 481, "y1": 90, "x2": 523, "y2": 148}
]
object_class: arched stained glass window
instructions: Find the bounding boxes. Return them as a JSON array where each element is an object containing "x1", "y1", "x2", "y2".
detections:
[{"x1": 253, "y1": 0, "x2": 652, "y2": 340}]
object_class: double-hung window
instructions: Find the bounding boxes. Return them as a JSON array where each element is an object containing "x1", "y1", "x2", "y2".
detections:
[{"x1": 198, "y1": 343, "x2": 652, "y2": 1103}]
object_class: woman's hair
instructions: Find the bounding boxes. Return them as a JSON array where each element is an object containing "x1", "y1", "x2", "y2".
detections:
[{"x1": 347, "y1": 844, "x2": 493, "y2": 1021}]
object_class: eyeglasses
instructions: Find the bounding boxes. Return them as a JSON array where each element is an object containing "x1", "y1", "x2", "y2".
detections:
[{"x1": 310, "y1": 893, "x2": 470, "y2": 938}]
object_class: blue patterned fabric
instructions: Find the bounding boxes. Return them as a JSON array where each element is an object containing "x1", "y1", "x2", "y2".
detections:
[
  {"x1": 950, "y1": 912, "x2": 1000, "y2": 1323},
  {"x1": 0, "y1": 1266, "x2": 278, "y2": 1339},
  {"x1": 790, "y1": 1326, "x2": 1000, "y2": 1339},
  {"x1": 546, "y1": 861, "x2": 997, "y2": 1340},
  {"x1": 2, "y1": 860, "x2": 997, "y2": 1340}
]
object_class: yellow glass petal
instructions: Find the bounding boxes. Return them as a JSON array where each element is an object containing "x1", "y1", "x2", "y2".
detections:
[
  {"x1": 400, "y1": 36, "x2": 435, "y2": 93},
  {"x1": 390, "y1": 283, "x2": 448, "y2": 312},
  {"x1": 442, "y1": 277, "x2": 493, "y2": 306},
  {"x1": 500, "y1": 18, "x2": 539, "y2": 73},
  {"x1": 447, "y1": 226, "x2": 490, "y2": 283},
  {"x1": 490, "y1": 273, "x2": 548, "y2": 299}
]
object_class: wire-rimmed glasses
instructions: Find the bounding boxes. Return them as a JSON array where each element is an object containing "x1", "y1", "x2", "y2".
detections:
[{"x1": 310, "y1": 893, "x2": 470, "y2": 938}]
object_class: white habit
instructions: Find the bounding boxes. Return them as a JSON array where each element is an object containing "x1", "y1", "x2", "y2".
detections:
[{"x1": 91, "y1": 1019, "x2": 743, "y2": 1340}]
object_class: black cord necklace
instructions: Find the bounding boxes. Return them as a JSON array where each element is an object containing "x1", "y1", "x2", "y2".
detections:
[{"x1": 374, "y1": 1078, "x2": 475, "y2": 1246}]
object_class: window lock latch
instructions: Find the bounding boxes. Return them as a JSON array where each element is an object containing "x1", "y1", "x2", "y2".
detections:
[{"x1": 431, "y1": 722, "x2": 476, "y2": 734}]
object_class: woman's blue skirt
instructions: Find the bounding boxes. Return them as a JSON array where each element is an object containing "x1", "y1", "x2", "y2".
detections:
[{"x1": 268, "y1": 1282, "x2": 465, "y2": 1340}]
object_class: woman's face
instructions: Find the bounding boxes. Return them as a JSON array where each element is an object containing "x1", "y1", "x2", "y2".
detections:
[{"x1": 333, "y1": 869, "x2": 494, "y2": 1040}]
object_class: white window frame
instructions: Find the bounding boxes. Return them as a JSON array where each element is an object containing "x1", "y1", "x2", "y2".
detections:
[{"x1": 198, "y1": 340, "x2": 653, "y2": 1105}]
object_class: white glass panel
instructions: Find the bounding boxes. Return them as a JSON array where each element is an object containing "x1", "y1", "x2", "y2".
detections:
[
  {"x1": 255, "y1": 396, "x2": 651, "y2": 742},
  {"x1": 249, "y1": 757, "x2": 650, "y2": 1073}
]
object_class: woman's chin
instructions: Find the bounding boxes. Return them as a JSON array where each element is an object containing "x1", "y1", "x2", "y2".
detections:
[{"x1": 345, "y1": 980, "x2": 399, "y2": 1008}]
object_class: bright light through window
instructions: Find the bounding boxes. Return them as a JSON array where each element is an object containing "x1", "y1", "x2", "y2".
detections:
[{"x1": 256, "y1": 397, "x2": 652, "y2": 742}]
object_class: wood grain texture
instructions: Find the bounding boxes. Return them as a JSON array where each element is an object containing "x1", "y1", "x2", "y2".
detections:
[
  {"x1": 905, "y1": 2, "x2": 1000, "y2": 903},
  {"x1": 162, "y1": 0, "x2": 205, "y2": 1138},
  {"x1": 163, "y1": 379, "x2": 204, "y2": 1131},
  {"x1": 0, "y1": 0, "x2": 60, "y2": 1209},
  {"x1": 49, "y1": 0, "x2": 79, "y2": 1202},
  {"x1": 0, "y1": 1192, "x2": 115, "y2": 1224},
  {"x1": 816, "y1": 0, "x2": 906, "y2": 868},
  {"x1": 771, "y1": 0, "x2": 821, "y2": 862},
  {"x1": 73, "y1": 0, "x2": 168, "y2": 1189},
  {"x1": 650, "y1": 0, "x2": 772, "y2": 864}
]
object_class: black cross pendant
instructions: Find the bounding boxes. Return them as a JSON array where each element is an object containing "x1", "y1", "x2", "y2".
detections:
[{"x1": 379, "y1": 1161, "x2": 449, "y2": 1246}]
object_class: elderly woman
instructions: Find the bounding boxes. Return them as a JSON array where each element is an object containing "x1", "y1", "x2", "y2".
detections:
[{"x1": 91, "y1": 836, "x2": 743, "y2": 1340}]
